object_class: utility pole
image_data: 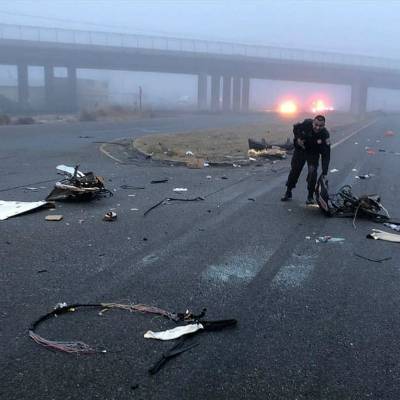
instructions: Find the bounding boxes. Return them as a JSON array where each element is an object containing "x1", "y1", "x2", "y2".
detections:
[{"x1": 138, "y1": 86, "x2": 142, "y2": 112}]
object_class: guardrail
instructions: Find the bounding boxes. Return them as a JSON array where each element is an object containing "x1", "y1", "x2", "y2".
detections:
[{"x1": 1, "y1": 22, "x2": 400, "y2": 71}]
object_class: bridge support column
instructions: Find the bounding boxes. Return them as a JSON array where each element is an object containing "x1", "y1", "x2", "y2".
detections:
[
  {"x1": 44, "y1": 65, "x2": 55, "y2": 112},
  {"x1": 67, "y1": 66, "x2": 78, "y2": 112},
  {"x1": 241, "y1": 77, "x2": 250, "y2": 112},
  {"x1": 197, "y1": 73, "x2": 207, "y2": 111},
  {"x1": 17, "y1": 64, "x2": 29, "y2": 110},
  {"x1": 222, "y1": 76, "x2": 232, "y2": 112},
  {"x1": 350, "y1": 80, "x2": 368, "y2": 116},
  {"x1": 232, "y1": 76, "x2": 241, "y2": 113},
  {"x1": 211, "y1": 75, "x2": 221, "y2": 112}
]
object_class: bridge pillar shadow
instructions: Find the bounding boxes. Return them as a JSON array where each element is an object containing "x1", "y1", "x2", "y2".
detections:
[
  {"x1": 17, "y1": 63, "x2": 29, "y2": 111},
  {"x1": 350, "y1": 79, "x2": 368, "y2": 116}
]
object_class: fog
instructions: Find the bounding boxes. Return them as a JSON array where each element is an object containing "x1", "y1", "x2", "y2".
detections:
[{"x1": 0, "y1": 0, "x2": 400, "y2": 112}]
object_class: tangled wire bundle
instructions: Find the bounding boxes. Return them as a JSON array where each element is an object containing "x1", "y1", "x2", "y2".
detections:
[{"x1": 29, "y1": 302, "x2": 205, "y2": 354}]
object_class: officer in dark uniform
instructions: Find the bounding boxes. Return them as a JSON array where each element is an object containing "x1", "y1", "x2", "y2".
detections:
[{"x1": 281, "y1": 115, "x2": 331, "y2": 204}]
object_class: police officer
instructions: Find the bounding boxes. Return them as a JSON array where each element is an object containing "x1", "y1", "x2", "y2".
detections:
[{"x1": 281, "y1": 115, "x2": 330, "y2": 204}]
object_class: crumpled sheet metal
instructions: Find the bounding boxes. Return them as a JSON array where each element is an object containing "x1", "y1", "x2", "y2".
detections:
[
  {"x1": 144, "y1": 323, "x2": 204, "y2": 340},
  {"x1": 0, "y1": 200, "x2": 52, "y2": 220},
  {"x1": 46, "y1": 165, "x2": 110, "y2": 201},
  {"x1": 367, "y1": 229, "x2": 400, "y2": 243}
]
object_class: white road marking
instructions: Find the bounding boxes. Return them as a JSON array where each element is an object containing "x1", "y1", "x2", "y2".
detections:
[
  {"x1": 142, "y1": 254, "x2": 159, "y2": 264},
  {"x1": 332, "y1": 119, "x2": 378, "y2": 149},
  {"x1": 271, "y1": 254, "x2": 316, "y2": 289},
  {"x1": 203, "y1": 247, "x2": 273, "y2": 284}
]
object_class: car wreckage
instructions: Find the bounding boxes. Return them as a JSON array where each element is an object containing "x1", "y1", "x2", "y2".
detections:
[
  {"x1": 46, "y1": 165, "x2": 112, "y2": 201},
  {"x1": 315, "y1": 175, "x2": 390, "y2": 222}
]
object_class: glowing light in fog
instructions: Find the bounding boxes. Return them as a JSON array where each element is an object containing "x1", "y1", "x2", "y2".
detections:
[
  {"x1": 311, "y1": 99, "x2": 334, "y2": 113},
  {"x1": 279, "y1": 100, "x2": 298, "y2": 114}
]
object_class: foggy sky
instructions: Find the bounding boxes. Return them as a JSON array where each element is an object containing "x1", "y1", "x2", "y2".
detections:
[
  {"x1": 0, "y1": 0, "x2": 399, "y2": 59},
  {"x1": 0, "y1": 1, "x2": 399, "y2": 111}
]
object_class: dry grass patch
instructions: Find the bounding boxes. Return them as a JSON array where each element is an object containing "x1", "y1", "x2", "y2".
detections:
[{"x1": 133, "y1": 112, "x2": 363, "y2": 163}]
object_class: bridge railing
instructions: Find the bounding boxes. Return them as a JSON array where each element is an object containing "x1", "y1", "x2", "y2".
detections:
[{"x1": 1, "y1": 22, "x2": 400, "y2": 71}]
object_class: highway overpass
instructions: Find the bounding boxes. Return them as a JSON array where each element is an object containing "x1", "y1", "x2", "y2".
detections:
[{"x1": 0, "y1": 23, "x2": 399, "y2": 114}]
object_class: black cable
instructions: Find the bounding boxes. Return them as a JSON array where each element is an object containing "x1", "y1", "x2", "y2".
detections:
[
  {"x1": 0, "y1": 178, "x2": 56, "y2": 193},
  {"x1": 354, "y1": 253, "x2": 392, "y2": 263},
  {"x1": 143, "y1": 196, "x2": 204, "y2": 216}
]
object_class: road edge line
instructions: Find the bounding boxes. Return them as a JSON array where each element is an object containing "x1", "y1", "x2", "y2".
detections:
[
  {"x1": 99, "y1": 138, "x2": 125, "y2": 163},
  {"x1": 332, "y1": 118, "x2": 379, "y2": 149}
]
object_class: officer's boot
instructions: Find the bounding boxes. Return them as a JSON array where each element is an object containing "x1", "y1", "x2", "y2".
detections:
[
  {"x1": 306, "y1": 190, "x2": 315, "y2": 205},
  {"x1": 281, "y1": 189, "x2": 292, "y2": 202}
]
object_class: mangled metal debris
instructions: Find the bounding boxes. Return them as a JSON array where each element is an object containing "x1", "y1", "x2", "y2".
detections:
[
  {"x1": 46, "y1": 165, "x2": 112, "y2": 201},
  {"x1": 248, "y1": 138, "x2": 267, "y2": 151},
  {"x1": 248, "y1": 137, "x2": 290, "y2": 159},
  {"x1": 248, "y1": 137, "x2": 293, "y2": 152},
  {"x1": 315, "y1": 175, "x2": 390, "y2": 222},
  {"x1": 0, "y1": 200, "x2": 54, "y2": 221}
]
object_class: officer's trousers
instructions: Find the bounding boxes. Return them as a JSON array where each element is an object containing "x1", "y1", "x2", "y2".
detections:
[{"x1": 286, "y1": 149, "x2": 319, "y2": 193}]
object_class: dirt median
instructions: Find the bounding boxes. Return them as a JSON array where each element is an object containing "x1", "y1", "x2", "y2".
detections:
[{"x1": 132, "y1": 112, "x2": 373, "y2": 165}]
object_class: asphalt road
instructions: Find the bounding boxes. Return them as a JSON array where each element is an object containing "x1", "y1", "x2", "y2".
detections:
[{"x1": 1, "y1": 113, "x2": 399, "y2": 400}]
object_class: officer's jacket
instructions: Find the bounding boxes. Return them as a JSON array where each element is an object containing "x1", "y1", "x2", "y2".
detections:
[{"x1": 293, "y1": 118, "x2": 331, "y2": 174}]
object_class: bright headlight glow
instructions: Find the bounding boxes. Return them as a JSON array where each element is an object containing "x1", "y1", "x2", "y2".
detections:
[
  {"x1": 279, "y1": 100, "x2": 298, "y2": 114},
  {"x1": 311, "y1": 99, "x2": 334, "y2": 113}
]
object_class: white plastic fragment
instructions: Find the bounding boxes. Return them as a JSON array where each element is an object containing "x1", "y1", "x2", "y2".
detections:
[
  {"x1": 0, "y1": 200, "x2": 50, "y2": 221},
  {"x1": 56, "y1": 165, "x2": 84, "y2": 177},
  {"x1": 330, "y1": 168, "x2": 339, "y2": 173},
  {"x1": 317, "y1": 236, "x2": 345, "y2": 243},
  {"x1": 144, "y1": 323, "x2": 204, "y2": 340},
  {"x1": 367, "y1": 229, "x2": 400, "y2": 243},
  {"x1": 54, "y1": 302, "x2": 68, "y2": 309},
  {"x1": 173, "y1": 188, "x2": 188, "y2": 192}
]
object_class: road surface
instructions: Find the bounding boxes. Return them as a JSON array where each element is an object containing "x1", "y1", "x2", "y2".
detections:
[{"x1": 1, "y1": 113, "x2": 399, "y2": 400}]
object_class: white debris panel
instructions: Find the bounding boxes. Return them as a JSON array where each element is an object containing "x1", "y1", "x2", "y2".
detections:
[{"x1": 0, "y1": 200, "x2": 50, "y2": 221}]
